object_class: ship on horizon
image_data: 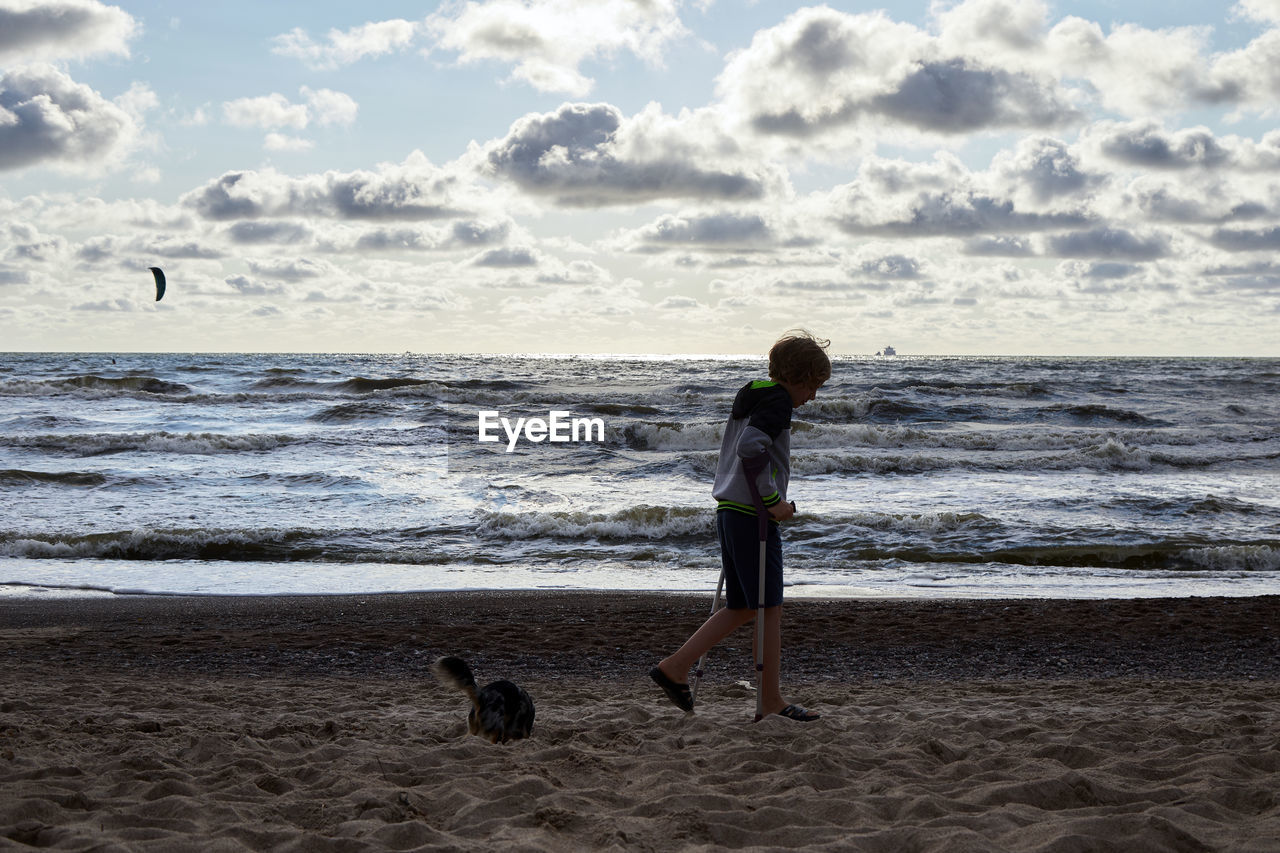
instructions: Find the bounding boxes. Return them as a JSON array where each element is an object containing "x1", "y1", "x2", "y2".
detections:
[{"x1": 876, "y1": 345, "x2": 897, "y2": 356}]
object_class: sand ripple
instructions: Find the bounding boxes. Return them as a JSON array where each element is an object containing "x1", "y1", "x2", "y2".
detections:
[{"x1": 3, "y1": 676, "x2": 1278, "y2": 851}]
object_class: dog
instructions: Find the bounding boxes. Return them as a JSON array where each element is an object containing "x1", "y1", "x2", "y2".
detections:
[{"x1": 431, "y1": 656, "x2": 535, "y2": 744}]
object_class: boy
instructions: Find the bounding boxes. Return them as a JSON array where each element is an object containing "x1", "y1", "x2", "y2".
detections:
[{"x1": 650, "y1": 330, "x2": 831, "y2": 720}]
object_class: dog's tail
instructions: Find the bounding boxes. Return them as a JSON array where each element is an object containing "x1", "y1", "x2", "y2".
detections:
[{"x1": 432, "y1": 656, "x2": 479, "y2": 705}]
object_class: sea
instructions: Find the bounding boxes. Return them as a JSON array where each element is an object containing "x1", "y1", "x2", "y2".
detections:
[{"x1": 2, "y1": 352, "x2": 1278, "y2": 600}]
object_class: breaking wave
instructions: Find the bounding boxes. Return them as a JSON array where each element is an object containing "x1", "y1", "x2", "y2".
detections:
[
  {"x1": 476, "y1": 506, "x2": 712, "y2": 541},
  {"x1": 0, "y1": 469, "x2": 109, "y2": 487},
  {"x1": 1, "y1": 432, "x2": 300, "y2": 455}
]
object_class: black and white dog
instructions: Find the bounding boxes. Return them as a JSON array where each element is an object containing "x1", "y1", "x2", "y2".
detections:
[{"x1": 432, "y1": 656, "x2": 535, "y2": 743}]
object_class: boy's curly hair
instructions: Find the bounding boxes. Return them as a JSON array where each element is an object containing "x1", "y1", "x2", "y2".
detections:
[{"x1": 768, "y1": 329, "x2": 831, "y2": 387}]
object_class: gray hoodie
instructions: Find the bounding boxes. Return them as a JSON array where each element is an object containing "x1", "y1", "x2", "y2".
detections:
[{"x1": 712, "y1": 380, "x2": 792, "y2": 516}]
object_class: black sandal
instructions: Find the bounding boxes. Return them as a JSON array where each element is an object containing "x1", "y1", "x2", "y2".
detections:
[
  {"x1": 777, "y1": 704, "x2": 820, "y2": 722},
  {"x1": 649, "y1": 666, "x2": 694, "y2": 713}
]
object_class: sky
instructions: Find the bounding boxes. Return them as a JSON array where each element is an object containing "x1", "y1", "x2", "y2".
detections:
[{"x1": 2, "y1": 0, "x2": 1280, "y2": 356}]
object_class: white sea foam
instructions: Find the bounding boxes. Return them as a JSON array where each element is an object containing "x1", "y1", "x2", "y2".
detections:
[
  {"x1": 2, "y1": 432, "x2": 300, "y2": 455},
  {"x1": 1183, "y1": 545, "x2": 1280, "y2": 572},
  {"x1": 0, "y1": 527, "x2": 295, "y2": 559},
  {"x1": 475, "y1": 506, "x2": 712, "y2": 540}
]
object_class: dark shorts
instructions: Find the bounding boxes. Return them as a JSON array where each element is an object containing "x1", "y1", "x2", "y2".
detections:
[{"x1": 717, "y1": 509, "x2": 783, "y2": 610}]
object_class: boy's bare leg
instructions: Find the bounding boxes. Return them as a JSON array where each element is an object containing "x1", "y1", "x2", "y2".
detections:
[
  {"x1": 657, "y1": 606, "x2": 756, "y2": 683},
  {"x1": 755, "y1": 605, "x2": 787, "y2": 715}
]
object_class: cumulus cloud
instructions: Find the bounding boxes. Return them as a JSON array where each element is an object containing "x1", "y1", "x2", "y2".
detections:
[
  {"x1": 717, "y1": 5, "x2": 1078, "y2": 144},
  {"x1": 135, "y1": 238, "x2": 223, "y2": 259},
  {"x1": 859, "y1": 254, "x2": 923, "y2": 279},
  {"x1": 225, "y1": 274, "x2": 285, "y2": 295},
  {"x1": 1084, "y1": 121, "x2": 1231, "y2": 170},
  {"x1": 0, "y1": 64, "x2": 139, "y2": 172},
  {"x1": 425, "y1": 0, "x2": 691, "y2": 95},
  {"x1": 72, "y1": 297, "x2": 132, "y2": 311},
  {"x1": 962, "y1": 235, "x2": 1036, "y2": 256},
  {"x1": 1119, "y1": 174, "x2": 1270, "y2": 225},
  {"x1": 0, "y1": 265, "x2": 29, "y2": 285},
  {"x1": 484, "y1": 102, "x2": 781, "y2": 206},
  {"x1": 716, "y1": 0, "x2": 1280, "y2": 144},
  {"x1": 1083, "y1": 121, "x2": 1280, "y2": 174},
  {"x1": 0, "y1": 0, "x2": 136, "y2": 64},
  {"x1": 222, "y1": 87, "x2": 357, "y2": 132},
  {"x1": 314, "y1": 218, "x2": 515, "y2": 253},
  {"x1": 933, "y1": 1, "x2": 1240, "y2": 114},
  {"x1": 271, "y1": 19, "x2": 418, "y2": 70},
  {"x1": 182, "y1": 152, "x2": 464, "y2": 221},
  {"x1": 1044, "y1": 226, "x2": 1171, "y2": 260},
  {"x1": 1210, "y1": 226, "x2": 1280, "y2": 251},
  {"x1": 264, "y1": 133, "x2": 314, "y2": 152},
  {"x1": 449, "y1": 220, "x2": 510, "y2": 246},
  {"x1": 827, "y1": 152, "x2": 1091, "y2": 238},
  {"x1": 629, "y1": 212, "x2": 773, "y2": 249},
  {"x1": 1233, "y1": 0, "x2": 1280, "y2": 24},
  {"x1": 472, "y1": 246, "x2": 538, "y2": 267},
  {"x1": 226, "y1": 221, "x2": 313, "y2": 245},
  {"x1": 246, "y1": 258, "x2": 332, "y2": 280},
  {"x1": 1060, "y1": 260, "x2": 1143, "y2": 280},
  {"x1": 223, "y1": 93, "x2": 309, "y2": 130},
  {"x1": 302, "y1": 87, "x2": 358, "y2": 126},
  {"x1": 536, "y1": 258, "x2": 609, "y2": 284},
  {"x1": 991, "y1": 136, "x2": 1100, "y2": 204}
]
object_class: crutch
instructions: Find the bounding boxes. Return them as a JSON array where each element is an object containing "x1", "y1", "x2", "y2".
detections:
[
  {"x1": 741, "y1": 455, "x2": 772, "y2": 722},
  {"x1": 752, "y1": 498, "x2": 769, "y2": 722},
  {"x1": 689, "y1": 566, "x2": 725, "y2": 706}
]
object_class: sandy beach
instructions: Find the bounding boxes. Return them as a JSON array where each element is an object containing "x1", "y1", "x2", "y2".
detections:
[{"x1": 2, "y1": 592, "x2": 1277, "y2": 851}]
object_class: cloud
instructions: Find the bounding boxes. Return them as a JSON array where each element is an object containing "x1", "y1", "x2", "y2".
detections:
[
  {"x1": 629, "y1": 212, "x2": 773, "y2": 248},
  {"x1": 246, "y1": 258, "x2": 332, "y2": 280},
  {"x1": 992, "y1": 136, "x2": 1100, "y2": 204},
  {"x1": 962, "y1": 235, "x2": 1036, "y2": 256},
  {"x1": 223, "y1": 93, "x2": 310, "y2": 130},
  {"x1": 828, "y1": 152, "x2": 1091, "y2": 237},
  {"x1": 1045, "y1": 226, "x2": 1171, "y2": 260},
  {"x1": 449, "y1": 220, "x2": 510, "y2": 246},
  {"x1": 222, "y1": 87, "x2": 357, "y2": 152},
  {"x1": 472, "y1": 246, "x2": 538, "y2": 267},
  {"x1": 136, "y1": 238, "x2": 223, "y2": 259},
  {"x1": 72, "y1": 297, "x2": 133, "y2": 311},
  {"x1": 655, "y1": 295, "x2": 702, "y2": 310},
  {"x1": 263, "y1": 133, "x2": 314, "y2": 152},
  {"x1": 0, "y1": 64, "x2": 140, "y2": 172},
  {"x1": 859, "y1": 254, "x2": 922, "y2": 279},
  {"x1": 1210, "y1": 226, "x2": 1280, "y2": 251},
  {"x1": 302, "y1": 87, "x2": 358, "y2": 126},
  {"x1": 872, "y1": 58, "x2": 1074, "y2": 133},
  {"x1": 536, "y1": 259, "x2": 609, "y2": 284},
  {"x1": 1233, "y1": 0, "x2": 1280, "y2": 25},
  {"x1": 182, "y1": 152, "x2": 464, "y2": 221},
  {"x1": 424, "y1": 0, "x2": 691, "y2": 95},
  {"x1": 1120, "y1": 174, "x2": 1269, "y2": 225},
  {"x1": 0, "y1": 265, "x2": 29, "y2": 285},
  {"x1": 226, "y1": 221, "x2": 314, "y2": 245},
  {"x1": 1061, "y1": 260, "x2": 1142, "y2": 279},
  {"x1": 739, "y1": 0, "x2": 1280, "y2": 128},
  {"x1": 932, "y1": 1, "x2": 1236, "y2": 114},
  {"x1": 225, "y1": 274, "x2": 285, "y2": 295},
  {"x1": 716, "y1": 6, "x2": 1078, "y2": 143},
  {"x1": 0, "y1": 0, "x2": 136, "y2": 64},
  {"x1": 484, "y1": 102, "x2": 780, "y2": 206},
  {"x1": 271, "y1": 19, "x2": 418, "y2": 70},
  {"x1": 1085, "y1": 121, "x2": 1231, "y2": 170}
]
